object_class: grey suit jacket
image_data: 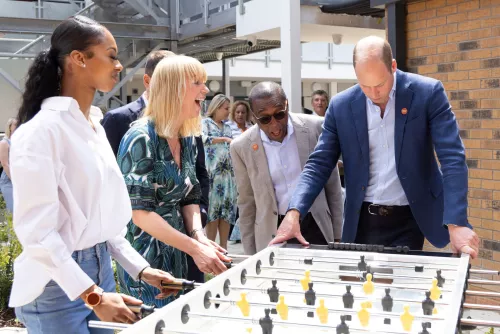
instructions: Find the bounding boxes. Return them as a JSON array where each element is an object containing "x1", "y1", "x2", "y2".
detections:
[{"x1": 230, "y1": 113, "x2": 344, "y2": 255}]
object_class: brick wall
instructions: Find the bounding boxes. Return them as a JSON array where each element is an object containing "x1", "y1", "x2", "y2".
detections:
[{"x1": 406, "y1": 0, "x2": 500, "y2": 303}]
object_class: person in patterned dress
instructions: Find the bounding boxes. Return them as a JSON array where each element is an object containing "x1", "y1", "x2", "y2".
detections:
[
  {"x1": 202, "y1": 94, "x2": 238, "y2": 250},
  {"x1": 117, "y1": 56, "x2": 231, "y2": 307}
]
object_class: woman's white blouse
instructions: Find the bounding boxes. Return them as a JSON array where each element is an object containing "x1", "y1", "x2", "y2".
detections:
[
  {"x1": 9, "y1": 97, "x2": 149, "y2": 307},
  {"x1": 227, "y1": 120, "x2": 253, "y2": 139}
]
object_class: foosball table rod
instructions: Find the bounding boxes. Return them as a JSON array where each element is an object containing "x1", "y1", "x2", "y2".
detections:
[
  {"x1": 461, "y1": 318, "x2": 500, "y2": 328},
  {"x1": 183, "y1": 310, "x2": 426, "y2": 334},
  {"x1": 226, "y1": 253, "x2": 459, "y2": 272},
  {"x1": 229, "y1": 284, "x2": 449, "y2": 306},
  {"x1": 88, "y1": 321, "x2": 208, "y2": 334},
  {"x1": 243, "y1": 273, "x2": 453, "y2": 292},
  {"x1": 469, "y1": 269, "x2": 500, "y2": 275},
  {"x1": 260, "y1": 265, "x2": 452, "y2": 282},
  {"x1": 466, "y1": 290, "x2": 500, "y2": 298},
  {"x1": 208, "y1": 296, "x2": 445, "y2": 321},
  {"x1": 467, "y1": 279, "x2": 500, "y2": 286},
  {"x1": 463, "y1": 303, "x2": 500, "y2": 311}
]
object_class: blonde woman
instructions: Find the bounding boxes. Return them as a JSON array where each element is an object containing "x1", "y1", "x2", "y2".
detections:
[
  {"x1": 117, "y1": 56, "x2": 231, "y2": 307},
  {"x1": 0, "y1": 117, "x2": 17, "y2": 212},
  {"x1": 202, "y1": 94, "x2": 238, "y2": 250},
  {"x1": 227, "y1": 100, "x2": 253, "y2": 139}
]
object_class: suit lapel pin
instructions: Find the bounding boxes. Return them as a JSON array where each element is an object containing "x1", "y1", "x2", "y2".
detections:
[
  {"x1": 401, "y1": 108, "x2": 408, "y2": 115},
  {"x1": 252, "y1": 143, "x2": 259, "y2": 151}
]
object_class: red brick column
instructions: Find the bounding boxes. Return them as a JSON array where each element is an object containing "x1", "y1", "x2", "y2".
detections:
[{"x1": 406, "y1": 0, "x2": 500, "y2": 304}]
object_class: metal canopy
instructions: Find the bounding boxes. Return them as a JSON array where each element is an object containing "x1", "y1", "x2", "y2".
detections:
[{"x1": 0, "y1": 16, "x2": 170, "y2": 40}]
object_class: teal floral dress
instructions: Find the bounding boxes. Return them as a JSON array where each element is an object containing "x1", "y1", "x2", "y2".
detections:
[
  {"x1": 116, "y1": 120, "x2": 200, "y2": 307},
  {"x1": 201, "y1": 118, "x2": 238, "y2": 234}
]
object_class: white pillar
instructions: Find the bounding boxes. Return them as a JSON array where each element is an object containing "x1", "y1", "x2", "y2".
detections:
[
  {"x1": 329, "y1": 81, "x2": 338, "y2": 99},
  {"x1": 223, "y1": 59, "x2": 231, "y2": 99},
  {"x1": 280, "y1": 0, "x2": 301, "y2": 113}
]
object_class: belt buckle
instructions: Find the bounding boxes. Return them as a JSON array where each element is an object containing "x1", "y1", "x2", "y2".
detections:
[
  {"x1": 368, "y1": 204, "x2": 380, "y2": 216},
  {"x1": 368, "y1": 204, "x2": 391, "y2": 216}
]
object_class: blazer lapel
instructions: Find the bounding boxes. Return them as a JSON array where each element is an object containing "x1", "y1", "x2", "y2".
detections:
[
  {"x1": 394, "y1": 70, "x2": 414, "y2": 168},
  {"x1": 290, "y1": 114, "x2": 310, "y2": 167},
  {"x1": 350, "y1": 89, "x2": 369, "y2": 163},
  {"x1": 130, "y1": 96, "x2": 146, "y2": 117},
  {"x1": 248, "y1": 128, "x2": 277, "y2": 203}
]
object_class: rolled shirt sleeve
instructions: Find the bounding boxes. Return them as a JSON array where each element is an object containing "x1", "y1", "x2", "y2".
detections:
[{"x1": 107, "y1": 230, "x2": 150, "y2": 280}]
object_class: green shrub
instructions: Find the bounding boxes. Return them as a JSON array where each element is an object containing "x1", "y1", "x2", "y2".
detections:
[{"x1": 0, "y1": 198, "x2": 21, "y2": 310}]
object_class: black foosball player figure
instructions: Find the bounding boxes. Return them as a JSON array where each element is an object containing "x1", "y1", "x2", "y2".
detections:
[
  {"x1": 305, "y1": 282, "x2": 316, "y2": 318},
  {"x1": 422, "y1": 291, "x2": 435, "y2": 316},
  {"x1": 336, "y1": 315, "x2": 350, "y2": 334},
  {"x1": 419, "y1": 322, "x2": 431, "y2": 334},
  {"x1": 267, "y1": 280, "x2": 280, "y2": 314},
  {"x1": 436, "y1": 269, "x2": 445, "y2": 288},
  {"x1": 358, "y1": 255, "x2": 367, "y2": 271},
  {"x1": 259, "y1": 308, "x2": 274, "y2": 334},
  {"x1": 342, "y1": 285, "x2": 354, "y2": 321},
  {"x1": 382, "y1": 288, "x2": 393, "y2": 324}
]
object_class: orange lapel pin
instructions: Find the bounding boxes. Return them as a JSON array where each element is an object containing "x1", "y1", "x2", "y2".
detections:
[
  {"x1": 252, "y1": 144, "x2": 259, "y2": 151},
  {"x1": 401, "y1": 108, "x2": 408, "y2": 115}
]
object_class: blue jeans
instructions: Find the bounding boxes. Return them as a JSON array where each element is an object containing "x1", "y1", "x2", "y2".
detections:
[
  {"x1": 0, "y1": 171, "x2": 13, "y2": 212},
  {"x1": 15, "y1": 242, "x2": 116, "y2": 334}
]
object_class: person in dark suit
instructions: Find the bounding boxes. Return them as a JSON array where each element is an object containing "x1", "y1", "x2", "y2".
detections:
[
  {"x1": 271, "y1": 36, "x2": 479, "y2": 258},
  {"x1": 102, "y1": 50, "x2": 209, "y2": 282}
]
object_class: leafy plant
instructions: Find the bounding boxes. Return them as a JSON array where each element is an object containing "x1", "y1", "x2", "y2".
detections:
[{"x1": 0, "y1": 196, "x2": 21, "y2": 310}]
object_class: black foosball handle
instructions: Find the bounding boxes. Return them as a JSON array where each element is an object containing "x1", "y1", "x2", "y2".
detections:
[
  {"x1": 126, "y1": 303, "x2": 156, "y2": 318},
  {"x1": 327, "y1": 242, "x2": 410, "y2": 254},
  {"x1": 161, "y1": 279, "x2": 200, "y2": 290}
]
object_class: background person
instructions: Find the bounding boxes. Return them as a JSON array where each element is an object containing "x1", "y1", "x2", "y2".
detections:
[
  {"x1": 0, "y1": 117, "x2": 18, "y2": 212},
  {"x1": 311, "y1": 90, "x2": 329, "y2": 117},
  {"x1": 202, "y1": 94, "x2": 238, "y2": 250}
]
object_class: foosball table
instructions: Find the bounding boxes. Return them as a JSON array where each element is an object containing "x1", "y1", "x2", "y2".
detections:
[{"x1": 90, "y1": 243, "x2": 500, "y2": 333}]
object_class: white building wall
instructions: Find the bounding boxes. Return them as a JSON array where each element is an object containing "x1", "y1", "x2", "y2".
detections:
[
  {"x1": 0, "y1": 42, "x2": 358, "y2": 128},
  {"x1": 0, "y1": 59, "x2": 30, "y2": 128}
]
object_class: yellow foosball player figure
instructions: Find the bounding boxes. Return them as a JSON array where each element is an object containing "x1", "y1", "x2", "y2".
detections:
[
  {"x1": 276, "y1": 295, "x2": 289, "y2": 320},
  {"x1": 357, "y1": 301, "x2": 372, "y2": 327},
  {"x1": 300, "y1": 270, "x2": 312, "y2": 291},
  {"x1": 430, "y1": 278, "x2": 442, "y2": 301},
  {"x1": 400, "y1": 304, "x2": 414, "y2": 332},
  {"x1": 363, "y1": 273, "x2": 374, "y2": 295},
  {"x1": 316, "y1": 299, "x2": 329, "y2": 324},
  {"x1": 237, "y1": 293, "x2": 250, "y2": 317}
]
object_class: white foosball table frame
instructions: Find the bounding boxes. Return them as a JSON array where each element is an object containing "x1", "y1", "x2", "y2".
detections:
[{"x1": 90, "y1": 243, "x2": 500, "y2": 334}]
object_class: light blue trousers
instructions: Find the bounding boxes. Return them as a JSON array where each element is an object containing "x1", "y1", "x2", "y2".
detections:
[{"x1": 15, "y1": 242, "x2": 116, "y2": 334}]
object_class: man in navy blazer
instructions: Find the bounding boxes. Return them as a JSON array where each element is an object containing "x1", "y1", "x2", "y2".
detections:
[
  {"x1": 102, "y1": 50, "x2": 210, "y2": 281},
  {"x1": 271, "y1": 36, "x2": 479, "y2": 257}
]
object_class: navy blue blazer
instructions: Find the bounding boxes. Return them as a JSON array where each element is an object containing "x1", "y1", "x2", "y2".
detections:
[
  {"x1": 102, "y1": 97, "x2": 210, "y2": 222},
  {"x1": 289, "y1": 70, "x2": 469, "y2": 248}
]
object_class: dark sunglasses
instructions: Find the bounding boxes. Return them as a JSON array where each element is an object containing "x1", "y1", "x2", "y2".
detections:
[{"x1": 253, "y1": 110, "x2": 287, "y2": 125}]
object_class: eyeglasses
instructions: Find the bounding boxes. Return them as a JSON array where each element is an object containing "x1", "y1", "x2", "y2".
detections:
[{"x1": 253, "y1": 109, "x2": 287, "y2": 125}]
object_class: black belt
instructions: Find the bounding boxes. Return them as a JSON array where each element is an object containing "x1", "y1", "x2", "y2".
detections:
[{"x1": 362, "y1": 202, "x2": 412, "y2": 217}]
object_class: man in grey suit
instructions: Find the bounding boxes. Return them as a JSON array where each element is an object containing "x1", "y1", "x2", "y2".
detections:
[{"x1": 230, "y1": 82, "x2": 344, "y2": 255}]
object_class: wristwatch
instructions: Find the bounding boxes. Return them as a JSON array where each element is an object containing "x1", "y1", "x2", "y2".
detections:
[{"x1": 84, "y1": 287, "x2": 104, "y2": 308}]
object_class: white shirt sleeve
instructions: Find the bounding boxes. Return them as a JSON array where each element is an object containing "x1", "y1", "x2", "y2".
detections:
[
  {"x1": 10, "y1": 152, "x2": 94, "y2": 301},
  {"x1": 107, "y1": 229, "x2": 150, "y2": 280}
]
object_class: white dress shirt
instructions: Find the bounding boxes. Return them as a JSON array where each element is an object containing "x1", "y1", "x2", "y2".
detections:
[
  {"x1": 260, "y1": 118, "x2": 302, "y2": 215},
  {"x1": 364, "y1": 73, "x2": 409, "y2": 205},
  {"x1": 9, "y1": 97, "x2": 149, "y2": 307}
]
